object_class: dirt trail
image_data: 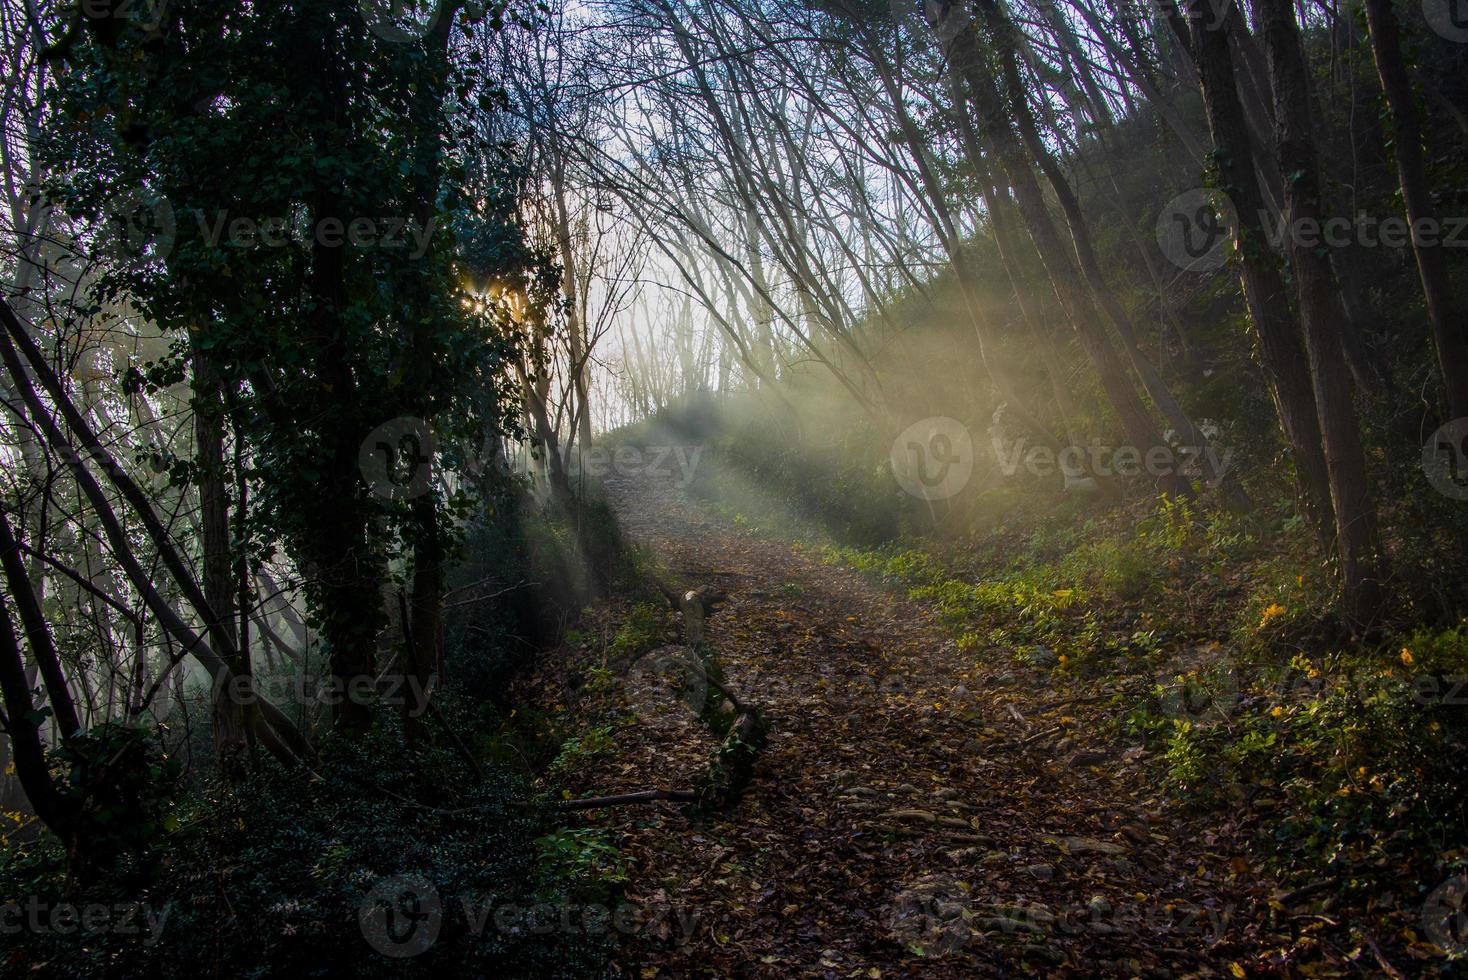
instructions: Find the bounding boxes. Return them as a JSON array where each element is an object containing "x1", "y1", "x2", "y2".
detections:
[{"x1": 582, "y1": 472, "x2": 1272, "y2": 977}]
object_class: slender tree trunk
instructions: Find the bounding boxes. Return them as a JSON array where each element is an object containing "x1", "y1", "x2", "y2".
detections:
[
  {"x1": 1362, "y1": 0, "x2": 1468, "y2": 422},
  {"x1": 980, "y1": 0, "x2": 1236, "y2": 498},
  {"x1": 397, "y1": 8, "x2": 463, "y2": 740},
  {"x1": 1185, "y1": 0, "x2": 1336, "y2": 542},
  {"x1": 863, "y1": 38, "x2": 1105, "y2": 485},
  {"x1": 193, "y1": 347, "x2": 249, "y2": 769},
  {"x1": 0, "y1": 596, "x2": 74, "y2": 839},
  {"x1": 931, "y1": 1, "x2": 1168, "y2": 474},
  {"x1": 953, "y1": 93, "x2": 1106, "y2": 470},
  {"x1": 0, "y1": 509, "x2": 81, "y2": 738},
  {"x1": 1257, "y1": 0, "x2": 1384, "y2": 621},
  {"x1": 408, "y1": 493, "x2": 444, "y2": 710},
  {"x1": 306, "y1": 20, "x2": 380, "y2": 733},
  {"x1": 550, "y1": 154, "x2": 596, "y2": 454}
]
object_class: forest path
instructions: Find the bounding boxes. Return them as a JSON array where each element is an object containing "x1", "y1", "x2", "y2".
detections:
[{"x1": 585, "y1": 470, "x2": 1270, "y2": 977}]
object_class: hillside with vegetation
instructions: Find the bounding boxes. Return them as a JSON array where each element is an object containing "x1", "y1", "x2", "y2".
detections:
[{"x1": 0, "y1": 0, "x2": 1465, "y2": 975}]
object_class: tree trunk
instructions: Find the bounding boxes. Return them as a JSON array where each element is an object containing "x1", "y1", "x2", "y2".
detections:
[
  {"x1": 407, "y1": 493, "x2": 445, "y2": 733},
  {"x1": 1362, "y1": 0, "x2": 1468, "y2": 422},
  {"x1": 1184, "y1": 0, "x2": 1336, "y2": 543},
  {"x1": 0, "y1": 596, "x2": 74, "y2": 839},
  {"x1": 0, "y1": 509, "x2": 82, "y2": 738},
  {"x1": 306, "y1": 22, "x2": 379, "y2": 733},
  {"x1": 932, "y1": 0, "x2": 1168, "y2": 474},
  {"x1": 193, "y1": 347, "x2": 250, "y2": 770},
  {"x1": 1257, "y1": 0, "x2": 1385, "y2": 621},
  {"x1": 980, "y1": 0, "x2": 1236, "y2": 498}
]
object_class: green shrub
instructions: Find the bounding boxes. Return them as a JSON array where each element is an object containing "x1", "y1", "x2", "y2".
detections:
[
  {"x1": 0, "y1": 715, "x2": 610, "y2": 978},
  {"x1": 1059, "y1": 538, "x2": 1157, "y2": 600}
]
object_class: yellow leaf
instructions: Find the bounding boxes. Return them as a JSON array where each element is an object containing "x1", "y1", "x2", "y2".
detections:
[
  {"x1": 1400, "y1": 648, "x2": 1414, "y2": 666},
  {"x1": 1229, "y1": 963, "x2": 1247, "y2": 978}
]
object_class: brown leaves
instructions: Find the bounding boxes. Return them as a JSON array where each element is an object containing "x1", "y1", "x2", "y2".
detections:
[{"x1": 514, "y1": 474, "x2": 1314, "y2": 976}]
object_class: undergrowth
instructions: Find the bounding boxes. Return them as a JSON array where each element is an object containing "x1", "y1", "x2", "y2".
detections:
[{"x1": 816, "y1": 493, "x2": 1468, "y2": 893}]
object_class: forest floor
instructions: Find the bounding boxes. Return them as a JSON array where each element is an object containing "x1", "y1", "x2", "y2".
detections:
[{"x1": 518, "y1": 471, "x2": 1407, "y2": 978}]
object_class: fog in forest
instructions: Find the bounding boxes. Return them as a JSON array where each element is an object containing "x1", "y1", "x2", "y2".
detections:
[{"x1": 0, "y1": 0, "x2": 1466, "y2": 975}]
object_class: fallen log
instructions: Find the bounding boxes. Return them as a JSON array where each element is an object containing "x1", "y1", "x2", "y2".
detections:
[
  {"x1": 550, "y1": 789, "x2": 699, "y2": 811},
  {"x1": 695, "y1": 707, "x2": 767, "y2": 809},
  {"x1": 520, "y1": 583, "x2": 766, "y2": 815}
]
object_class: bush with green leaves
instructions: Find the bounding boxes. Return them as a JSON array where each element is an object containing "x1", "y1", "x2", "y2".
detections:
[{"x1": 0, "y1": 711, "x2": 610, "y2": 978}]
